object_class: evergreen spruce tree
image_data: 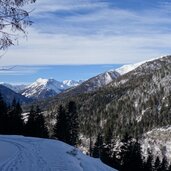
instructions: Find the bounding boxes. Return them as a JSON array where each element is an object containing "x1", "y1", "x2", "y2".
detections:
[
  {"x1": 159, "y1": 156, "x2": 168, "y2": 171},
  {"x1": 119, "y1": 133, "x2": 132, "y2": 171},
  {"x1": 144, "y1": 150, "x2": 153, "y2": 171},
  {"x1": 104, "y1": 126, "x2": 113, "y2": 145},
  {"x1": 167, "y1": 164, "x2": 171, "y2": 171},
  {"x1": 15, "y1": 102, "x2": 24, "y2": 134},
  {"x1": 127, "y1": 140, "x2": 143, "y2": 171},
  {"x1": 119, "y1": 134, "x2": 144, "y2": 171},
  {"x1": 100, "y1": 126, "x2": 112, "y2": 164},
  {"x1": 24, "y1": 105, "x2": 36, "y2": 137},
  {"x1": 34, "y1": 106, "x2": 48, "y2": 138},
  {"x1": 100, "y1": 145, "x2": 113, "y2": 166},
  {"x1": 100, "y1": 126, "x2": 120, "y2": 170},
  {"x1": 54, "y1": 105, "x2": 69, "y2": 143},
  {"x1": 154, "y1": 156, "x2": 161, "y2": 171},
  {"x1": 25, "y1": 105, "x2": 48, "y2": 138},
  {"x1": 0, "y1": 93, "x2": 8, "y2": 134},
  {"x1": 92, "y1": 133, "x2": 103, "y2": 158},
  {"x1": 67, "y1": 101, "x2": 79, "y2": 146},
  {"x1": 8, "y1": 99, "x2": 24, "y2": 135}
]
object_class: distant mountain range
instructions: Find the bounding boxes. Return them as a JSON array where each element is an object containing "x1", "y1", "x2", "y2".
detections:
[
  {"x1": 56, "y1": 58, "x2": 152, "y2": 98},
  {"x1": 0, "y1": 83, "x2": 27, "y2": 93},
  {"x1": 0, "y1": 56, "x2": 166, "y2": 102},
  {"x1": 0, "y1": 85, "x2": 30, "y2": 104},
  {"x1": 21, "y1": 78, "x2": 84, "y2": 99},
  {"x1": 0, "y1": 79, "x2": 84, "y2": 100}
]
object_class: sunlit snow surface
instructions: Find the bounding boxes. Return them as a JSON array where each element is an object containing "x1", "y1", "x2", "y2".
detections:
[
  {"x1": 115, "y1": 56, "x2": 164, "y2": 75},
  {"x1": 0, "y1": 135, "x2": 116, "y2": 171}
]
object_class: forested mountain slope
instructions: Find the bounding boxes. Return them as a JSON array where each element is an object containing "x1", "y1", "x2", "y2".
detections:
[
  {"x1": 47, "y1": 56, "x2": 171, "y2": 139},
  {"x1": 56, "y1": 70, "x2": 120, "y2": 98}
]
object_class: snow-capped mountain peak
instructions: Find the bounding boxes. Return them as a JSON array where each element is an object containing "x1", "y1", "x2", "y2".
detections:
[
  {"x1": 63, "y1": 80, "x2": 84, "y2": 87},
  {"x1": 115, "y1": 62, "x2": 144, "y2": 75},
  {"x1": 33, "y1": 78, "x2": 64, "y2": 92},
  {"x1": 22, "y1": 78, "x2": 64, "y2": 99},
  {"x1": 114, "y1": 56, "x2": 165, "y2": 75},
  {"x1": 36, "y1": 78, "x2": 49, "y2": 85},
  {"x1": 21, "y1": 78, "x2": 84, "y2": 99}
]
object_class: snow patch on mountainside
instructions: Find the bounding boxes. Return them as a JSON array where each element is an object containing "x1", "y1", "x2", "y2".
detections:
[
  {"x1": 142, "y1": 126, "x2": 171, "y2": 161},
  {"x1": 115, "y1": 56, "x2": 165, "y2": 75},
  {"x1": 63, "y1": 80, "x2": 84, "y2": 87},
  {"x1": 85, "y1": 70, "x2": 120, "y2": 92},
  {"x1": 102, "y1": 71, "x2": 119, "y2": 85},
  {"x1": 0, "y1": 135, "x2": 116, "y2": 171}
]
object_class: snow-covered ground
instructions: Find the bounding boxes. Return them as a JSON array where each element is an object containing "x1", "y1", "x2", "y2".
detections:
[{"x1": 0, "y1": 135, "x2": 116, "y2": 171}]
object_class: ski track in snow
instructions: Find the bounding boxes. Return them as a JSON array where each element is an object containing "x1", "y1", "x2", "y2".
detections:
[
  {"x1": 0, "y1": 137, "x2": 48, "y2": 171},
  {"x1": 0, "y1": 135, "x2": 116, "y2": 171}
]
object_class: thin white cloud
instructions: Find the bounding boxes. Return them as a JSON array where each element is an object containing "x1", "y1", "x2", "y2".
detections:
[
  {"x1": 1, "y1": 0, "x2": 171, "y2": 65},
  {"x1": 0, "y1": 65, "x2": 49, "y2": 75},
  {"x1": 1, "y1": 27, "x2": 171, "y2": 65},
  {"x1": 27, "y1": 0, "x2": 107, "y2": 15}
]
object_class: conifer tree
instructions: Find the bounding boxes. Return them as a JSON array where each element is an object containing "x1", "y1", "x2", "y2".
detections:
[
  {"x1": 159, "y1": 156, "x2": 168, "y2": 171},
  {"x1": 54, "y1": 105, "x2": 69, "y2": 143},
  {"x1": 167, "y1": 164, "x2": 171, "y2": 171},
  {"x1": 154, "y1": 156, "x2": 161, "y2": 171},
  {"x1": 119, "y1": 134, "x2": 144, "y2": 171},
  {"x1": 100, "y1": 144, "x2": 114, "y2": 168},
  {"x1": 8, "y1": 99, "x2": 24, "y2": 135},
  {"x1": 34, "y1": 106, "x2": 48, "y2": 138},
  {"x1": 127, "y1": 140, "x2": 143, "y2": 171},
  {"x1": 24, "y1": 105, "x2": 36, "y2": 136},
  {"x1": 92, "y1": 133, "x2": 103, "y2": 158},
  {"x1": 0, "y1": 93, "x2": 8, "y2": 134},
  {"x1": 15, "y1": 102, "x2": 24, "y2": 134},
  {"x1": 104, "y1": 126, "x2": 113, "y2": 145},
  {"x1": 25, "y1": 105, "x2": 48, "y2": 138},
  {"x1": 144, "y1": 150, "x2": 153, "y2": 171},
  {"x1": 67, "y1": 101, "x2": 79, "y2": 146},
  {"x1": 119, "y1": 133, "x2": 132, "y2": 170}
]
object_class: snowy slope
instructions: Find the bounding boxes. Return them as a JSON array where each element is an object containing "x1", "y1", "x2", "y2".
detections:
[
  {"x1": 0, "y1": 135, "x2": 116, "y2": 171},
  {"x1": 63, "y1": 80, "x2": 84, "y2": 87},
  {"x1": 82, "y1": 70, "x2": 120, "y2": 90},
  {"x1": 115, "y1": 56, "x2": 164, "y2": 75}
]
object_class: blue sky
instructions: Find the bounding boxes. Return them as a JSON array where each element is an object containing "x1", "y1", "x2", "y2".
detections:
[
  {"x1": 1, "y1": 0, "x2": 171, "y2": 65},
  {"x1": 0, "y1": 64, "x2": 122, "y2": 84},
  {"x1": 0, "y1": 0, "x2": 171, "y2": 83}
]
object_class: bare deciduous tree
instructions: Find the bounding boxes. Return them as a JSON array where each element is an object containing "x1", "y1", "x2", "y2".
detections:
[{"x1": 0, "y1": 0, "x2": 36, "y2": 50}]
